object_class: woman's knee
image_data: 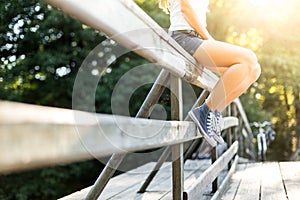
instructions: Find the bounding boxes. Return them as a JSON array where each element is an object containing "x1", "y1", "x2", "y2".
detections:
[
  {"x1": 242, "y1": 49, "x2": 261, "y2": 80},
  {"x1": 242, "y1": 49, "x2": 257, "y2": 65},
  {"x1": 252, "y1": 62, "x2": 261, "y2": 81}
]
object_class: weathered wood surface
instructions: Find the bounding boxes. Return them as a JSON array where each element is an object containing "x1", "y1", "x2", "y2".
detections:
[
  {"x1": 170, "y1": 75, "x2": 184, "y2": 200},
  {"x1": 59, "y1": 158, "x2": 235, "y2": 200},
  {"x1": 0, "y1": 101, "x2": 238, "y2": 173},
  {"x1": 46, "y1": 0, "x2": 219, "y2": 91},
  {"x1": 222, "y1": 117, "x2": 238, "y2": 130},
  {"x1": 0, "y1": 101, "x2": 195, "y2": 173},
  {"x1": 184, "y1": 141, "x2": 239, "y2": 199},
  {"x1": 60, "y1": 160, "x2": 300, "y2": 200},
  {"x1": 279, "y1": 162, "x2": 300, "y2": 200},
  {"x1": 261, "y1": 163, "x2": 287, "y2": 200},
  {"x1": 222, "y1": 161, "x2": 300, "y2": 200},
  {"x1": 210, "y1": 155, "x2": 239, "y2": 200},
  {"x1": 59, "y1": 159, "x2": 213, "y2": 200},
  {"x1": 219, "y1": 163, "x2": 247, "y2": 200}
]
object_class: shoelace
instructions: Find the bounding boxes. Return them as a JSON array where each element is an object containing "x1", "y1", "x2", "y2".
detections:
[
  {"x1": 207, "y1": 111, "x2": 218, "y2": 136},
  {"x1": 207, "y1": 111, "x2": 223, "y2": 136}
]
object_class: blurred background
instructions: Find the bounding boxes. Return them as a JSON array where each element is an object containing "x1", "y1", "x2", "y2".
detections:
[{"x1": 1, "y1": 0, "x2": 300, "y2": 199}]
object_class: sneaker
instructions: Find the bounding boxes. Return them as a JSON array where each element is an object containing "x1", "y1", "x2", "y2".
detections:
[
  {"x1": 188, "y1": 103, "x2": 217, "y2": 147},
  {"x1": 211, "y1": 111, "x2": 225, "y2": 144}
]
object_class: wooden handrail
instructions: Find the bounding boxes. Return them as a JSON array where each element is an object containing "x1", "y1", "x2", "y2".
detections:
[
  {"x1": 0, "y1": 101, "x2": 238, "y2": 173},
  {"x1": 45, "y1": 0, "x2": 218, "y2": 91}
]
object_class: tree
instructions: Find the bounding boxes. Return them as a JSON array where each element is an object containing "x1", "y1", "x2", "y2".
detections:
[{"x1": 0, "y1": 0, "x2": 106, "y2": 107}]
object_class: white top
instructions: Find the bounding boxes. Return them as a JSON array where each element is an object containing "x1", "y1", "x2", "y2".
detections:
[{"x1": 169, "y1": 0, "x2": 209, "y2": 31}]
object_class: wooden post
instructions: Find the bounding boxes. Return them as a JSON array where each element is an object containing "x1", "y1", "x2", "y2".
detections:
[
  {"x1": 211, "y1": 146, "x2": 218, "y2": 193},
  {"x1": 232, "y1": 103, "x2": 238, "y2": 141},
  {"x1": 238, "y1": 118, "x2": 244, "y2": 157},
  {"x1": 227, "y1": 105, "x2": 232, "y2": 169},
  {"x1": 170, "y1": 75, "x2": 184, "y2": 200},
  {"x1": 172, "y1": 144, "x2": 184, "y2": 200}
]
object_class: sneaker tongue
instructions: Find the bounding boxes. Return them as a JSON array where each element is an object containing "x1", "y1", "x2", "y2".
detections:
[{"x1": 214, "y1": 111, "x2": 224, "y2": 133}]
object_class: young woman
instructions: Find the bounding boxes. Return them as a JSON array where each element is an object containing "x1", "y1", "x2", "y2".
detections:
[{"x1": 159, "y1": 0, "x2": 261, "y2": 147}]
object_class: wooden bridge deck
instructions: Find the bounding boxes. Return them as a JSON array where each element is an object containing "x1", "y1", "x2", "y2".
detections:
[
  {"x1": 60, "y1": 160, "x2": 300, "y2": 200},
  {"x1": 60, "y1": 159, "x2": 226, "y2": 200},
  {"x1": 221, "y1": 161, "x2": 300, "y2": 200}
]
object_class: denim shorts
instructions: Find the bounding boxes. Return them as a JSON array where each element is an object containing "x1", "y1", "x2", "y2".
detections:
[{"x1": 169, "y1": 30, "x2": 204, "y2": 56}]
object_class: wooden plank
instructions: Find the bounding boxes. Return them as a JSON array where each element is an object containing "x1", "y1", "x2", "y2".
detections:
[
  {"x1": 45, "y1": 0, "x2": 219, "y2": 91},
  {"x1": 103, "y1": 160, "x2": 210, "y2": 199},
  {"x1": 0, "y1": 101, "x2": 200, "y2": 173},
  {"x1": 60, "y1": 167, "x2": 171, "y2": 200},
  {"x1": 184, "y1": 159, "x2": 211, "y2": 172},
  {"x1": 279, "y1": 161, "x2": 300, "y2": 200},
  {"x1": 261, "y1": 162, "x2": 287, "y2": 200},
  {"x1": 59, "y1": 188, "x2": 90, "y2": 200},
  {"x1": 223, "y1": 117, "x2": 239, "y2": 130},
  {"x1": 219, "y1": 163, "x2": 247, "y2": 200},
  {"x1": 121, "y1": 191, "x2": 168, "y2": 200},
  {"x1": 105, "y1": 164, "x2": 171, "y2": 199},
  {"x1": 234, "y1": 162, "x2": 262, "y2": 200},
  {"x1": 0, "y1": 100, "x2": 238, "y2": 173},
  {"x1": 210, "y1": 155, "x2": 239, "y2": 200},
  {"x1": 59, "y1": 162, "x2": 167, "y2": 200},
  {"x1": 184, "y1": 141, "x2": 239, "y2": 199},
  {"x1": 158, "y1": 159, "x2": 211, "y2": 200},
  {"x1": 183, "y1": 160, "x2": 211, "y2": 189},
  {"x1": 147, "y1": 160, "x2": 210, "y2": 193},
  {"x1": 160, "y1": 170, "x2": 230, "y2": 200},
  {"x1": 60, "y1": 159, "x2": 212, "y2": 200},
  {"x1": 148, "y1": 164, "x2": 193, "y2": 192}
]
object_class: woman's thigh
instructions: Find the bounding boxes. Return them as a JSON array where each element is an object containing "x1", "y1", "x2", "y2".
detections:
[{"x1": 193, "y1": 40, "x2": 257, "y2": 73}]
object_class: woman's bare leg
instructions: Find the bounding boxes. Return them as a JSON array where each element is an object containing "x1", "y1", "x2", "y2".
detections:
[{"x1": 193, "y1": 40, "x2": 261, "y2": 112}]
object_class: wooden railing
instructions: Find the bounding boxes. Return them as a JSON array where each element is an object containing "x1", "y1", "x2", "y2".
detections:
[{"x1": 0, "y1": 0, "x2": 256, "y2": 199}]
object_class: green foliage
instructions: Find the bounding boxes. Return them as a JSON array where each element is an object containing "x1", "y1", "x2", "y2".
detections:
[
  {"x1": 0, "y1": 160, "x2": 104, "y2": 200},
  {"x1": 134, "y1": 0, "x2": 170, "y2": 29},
  {"x1": 0, "y1": 0, "x2": 105, "y2": 107}
]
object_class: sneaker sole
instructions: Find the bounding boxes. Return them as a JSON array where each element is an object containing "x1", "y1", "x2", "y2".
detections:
[
  {"x1": 212, "y1": 134, "x2": 225, "y2": 144},
  {"x1": 188, "y1": 111, "x2": 217, "y2": 147}
]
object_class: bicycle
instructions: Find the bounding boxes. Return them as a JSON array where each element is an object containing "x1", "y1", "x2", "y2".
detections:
[{"x1": 250, "y1": 121, "x2": 276, "y2": 161}]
